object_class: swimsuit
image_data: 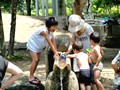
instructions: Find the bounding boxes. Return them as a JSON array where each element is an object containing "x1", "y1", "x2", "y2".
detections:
[
  {"x1": 79, "y1": 69, "x2": 91, "y2": 85},
  {"x1": 90, "y1": 62, "x2": 103, "y2": 84}
]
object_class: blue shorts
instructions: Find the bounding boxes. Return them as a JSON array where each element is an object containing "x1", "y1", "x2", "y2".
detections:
[{"x1": 79, "y1": 69, "x2": 91, "y2": 85}]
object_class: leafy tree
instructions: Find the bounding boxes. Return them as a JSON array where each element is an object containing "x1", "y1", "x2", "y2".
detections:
[
  {"x1": 0, "y1": 0, "x2": 18, "y2": 57},
  {"x1": 8, "y1": 0, "x2": 17, "y2": 57}
]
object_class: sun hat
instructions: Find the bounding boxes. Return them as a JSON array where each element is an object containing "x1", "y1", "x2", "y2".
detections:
[{"x1": 68, "y1": 14, "x2": 85, "y2": 33}]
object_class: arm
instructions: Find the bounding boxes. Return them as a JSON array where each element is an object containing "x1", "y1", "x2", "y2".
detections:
[
  {"x1": 94, "y1": 46, "x2": 102, "y2": 67},
  {"x1": 41, "y1": 31, "x2": 57, "y2": 54},
  {"x1": 51, "y1": 36, "x2": 57, "y2": 51},
  {"x1": 66, "y1": 33, "x2": 76, "y2": 54},
  {"x1": 67, "y1": 54, "x2": 76, "y2": 58}
]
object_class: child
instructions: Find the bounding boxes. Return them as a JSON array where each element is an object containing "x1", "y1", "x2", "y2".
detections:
[
  {"x1": 111, "y1": 50, "x2": 120, "y2": 77},
  {"x1": 27, "y1": 17, "x2": 59, "y2": 85},
  {"x1": 89, "y1": 32, "x2": 104, "y2": 90},
  {"x1": 0, "y1": 55, "x2": 23, "y2": 90},
  {"x1": 67, "y1": 41, "x2": 91, "y2": 90},
  {"x1": 66, "y1": 14, "x2": 94, "y2": 89}
]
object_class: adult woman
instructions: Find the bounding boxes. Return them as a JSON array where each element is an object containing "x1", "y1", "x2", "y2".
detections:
[{"x1": 66, "y1": 14, "x2": 95, "y2": 89}]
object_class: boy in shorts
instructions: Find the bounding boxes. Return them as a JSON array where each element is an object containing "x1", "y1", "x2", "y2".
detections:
[
  {"x1": 111, "y1": 50, "x2": 120, "y2": 77},
  {"x1": 67, "y1": 41, "x2": 91, "y2": 90},
  {"x1": 0, "y1": 55, "x2": 23, "y2": 90},
  {"x1": 89, "y1": 32, "x2": 104, "y2": 90}
]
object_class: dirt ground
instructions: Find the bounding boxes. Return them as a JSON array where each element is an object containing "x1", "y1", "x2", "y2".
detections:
[{"x1": 2, "y1": 13, "x2": 115, "y2": 89}]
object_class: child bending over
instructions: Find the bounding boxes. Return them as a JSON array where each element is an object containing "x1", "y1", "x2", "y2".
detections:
[
  {"x1": 67, "y1": 41, "x2": 91, "y2": 90},
  {"x1": 27, "y1": 17, "x2": 59, "y2": 85}
]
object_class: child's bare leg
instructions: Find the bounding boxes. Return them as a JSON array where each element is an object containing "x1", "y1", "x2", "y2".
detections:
[
  {"x1": 1, "y1": 62, "x2": 23, "y2": 90},
  {"x1": 94, "y1": 70, "x2": 104, "y2": 90},
  {"x1": 29, "y1": 51, "x2": 41, "y2": 84},
  {"x1": 86, "y1": 85, "x2": 91, "y2": 90},
  {"x1": 92, "y1": 84, "x2": 97, "y2": 90},
  {"x1": 111, "y1": 61, "x2": 119, "y2": 76},
  {"x1": 80, "y1": 83, "x2": 85, "y2": 90}
]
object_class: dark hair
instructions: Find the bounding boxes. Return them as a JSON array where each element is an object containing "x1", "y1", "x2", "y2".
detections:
[
  {"x1": 90, "y1": 32, "x2": 100, "y2": 43},
  {"x1": 45, "y1": 17, "x2": 58, "y2": 28},
  {"x1": 72, "y1": 41, "x2": 83, "y2": 51}
]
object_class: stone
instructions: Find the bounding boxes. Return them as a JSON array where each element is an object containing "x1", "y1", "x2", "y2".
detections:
[
  {"x1": 55, "y1": 34, "x2": 71, "y2": 52},
  {"x1": 5, "y1": 75, "x2": 45, "y2": 90},
  {"x1": 45, "y1": 57, "x2": 79, "y2": 90},
  {"x1": 101, "y1": 36, "x2": 120, "y2": 48},
  {"x1": 45, "y1": 34, "x2": 71, "y2": 76},
  {"x1": 101, "y1": 25, "x2": 120, "y2": 48}
]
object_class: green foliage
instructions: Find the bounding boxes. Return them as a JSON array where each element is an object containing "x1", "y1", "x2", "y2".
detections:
[
  {"x1": 0, "y1": 2, "x2": 11, "y2": 13},
  {"x1": 1, "y1": 0, "x2": 119, "y2": 18},
  {"x1": 65, "y1": 0, "x2": 73, "y2": 15},
  {"x1": 48, "y1": 9, "x2": 52, "y2": 16},
  {"x1": 102, "y1": 12, "x2": 120, "y2": 18},
  {"x1": 66, "y1": 7, "x2": 72, "y2": 15},
  {"x1": 29, "y1": 8, "x2": 53, "y2": 16},
  {"x1": 92, "y1": 0, "x2": 120, "y2": 18}
]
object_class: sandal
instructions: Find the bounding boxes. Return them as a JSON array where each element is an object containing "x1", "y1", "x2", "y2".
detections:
[{"x1": 29, "y1": 77, "x2": 41, "y2": 85}]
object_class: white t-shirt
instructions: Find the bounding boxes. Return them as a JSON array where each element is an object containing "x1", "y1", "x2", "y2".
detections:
[
  {"x1": 27, "y1": 26, "x2": 53, "y2": 53},
  {"x1": 73, "y1": 23, "x2": 94, "y2": 72},
  {"x1": 74, "y1": 23, "x2": 94, "y2": 53}
]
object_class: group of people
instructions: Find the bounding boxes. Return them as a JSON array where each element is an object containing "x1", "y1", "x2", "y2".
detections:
[
  {"x1": 66, "y1": 14, "x2": 104, "y2": 90},
  {"x1": 0, "y1": 14, "x2": 119, "y2": 90}
]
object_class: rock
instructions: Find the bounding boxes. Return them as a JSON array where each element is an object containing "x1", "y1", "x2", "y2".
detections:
[
  {"x1": 45, "y1": 57, "x2": 79, "y2": 90},
  {"x1": 55, "y1": 34, "x2": 71, "y2": 52},
  {"x1": 5, "y1": 75, "x2": 45, "y2": 90},
  {"x1": 45, "y1": 34, "x2": 71, "y2": 76},
  {"x1": 101, "y1": 25, "x2": 120, "y2": 48}
]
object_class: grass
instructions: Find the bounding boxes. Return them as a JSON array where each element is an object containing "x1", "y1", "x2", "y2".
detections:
[{"x1": 6, "y1": 50, "x2": 31, "y2": 61}]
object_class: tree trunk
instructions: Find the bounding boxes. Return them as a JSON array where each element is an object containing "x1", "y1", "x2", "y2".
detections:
[
  {"x1": 20, "y1": 0, "x2": 24, "y2": 15},
  {"x1": 8, "y1": 0, "x2": 17, "y2": 56},
  {"x1": 73, "y1": 0, "x2": 87, "y2": 18},
  {"x1": 58, "y1": 0, "x2": 66, "y2": 15},
  {"x1": 26, "y1": 0, "x2": 31, "y2": 16},
  {"x1": 0, "y1": 8, "x2": 6, "y2": 56}
]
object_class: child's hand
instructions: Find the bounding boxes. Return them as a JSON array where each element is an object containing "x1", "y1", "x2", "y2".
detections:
[
  {"x1": 93, "y1": 65, "x2": 98, "y2": 71},
  {"x1": 88, "y1": 57, "x2": 92, "y2": 64},
  {"x1": 54, "y1": 52, "x2": 59, "y2": 59}
]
